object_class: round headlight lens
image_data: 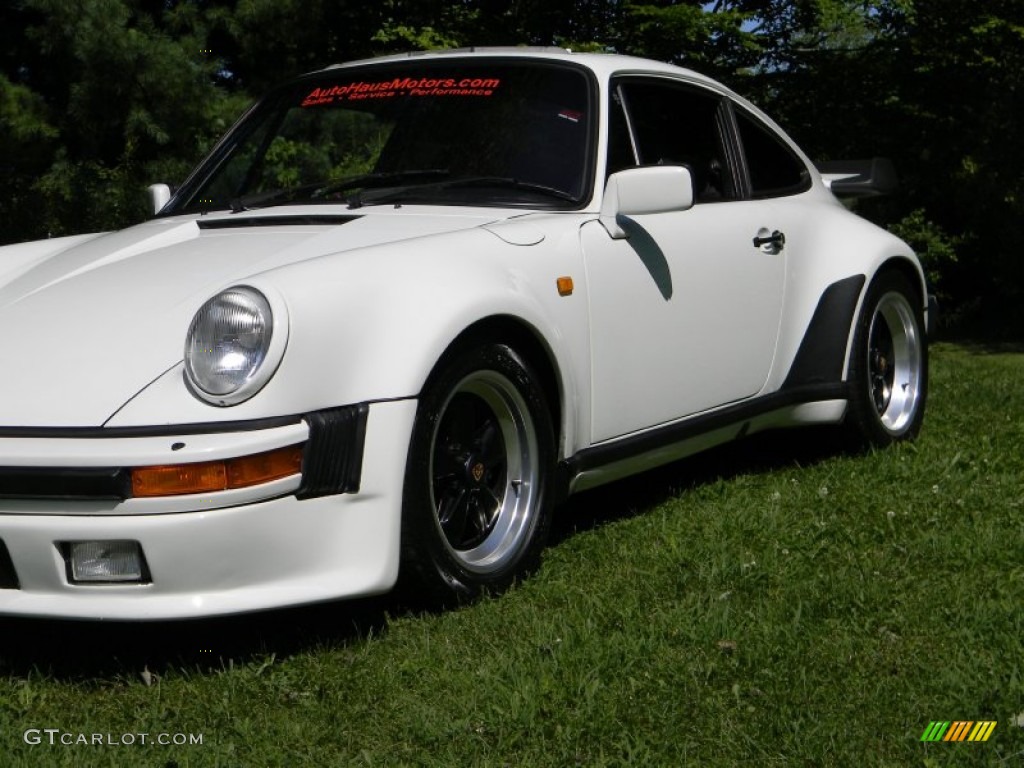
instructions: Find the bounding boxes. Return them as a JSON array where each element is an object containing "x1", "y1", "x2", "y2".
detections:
[{"x1": 185, "y1": 287, "x2": 273, "y2": 402}]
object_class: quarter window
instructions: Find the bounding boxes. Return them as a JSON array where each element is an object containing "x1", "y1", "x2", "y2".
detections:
[{"x1": 735, "y1": 110, "x2": 810, "y2": 198}]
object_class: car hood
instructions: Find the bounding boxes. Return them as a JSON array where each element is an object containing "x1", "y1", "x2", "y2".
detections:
[{"x1": 0, "y1": 208, "x2": 498, "y2": 427}]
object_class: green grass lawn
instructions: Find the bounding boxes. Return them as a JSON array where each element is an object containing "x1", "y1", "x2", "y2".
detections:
[{"x1": 1, "y1": 342, "x2": 1022, "y2": 767}]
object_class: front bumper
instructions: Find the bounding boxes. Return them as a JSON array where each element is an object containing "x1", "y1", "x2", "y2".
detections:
[{"x1": 0, "y1": 399, "x2": 416, "y2": 620}]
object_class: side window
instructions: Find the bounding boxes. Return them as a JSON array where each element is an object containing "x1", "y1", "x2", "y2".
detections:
[
  {"x1": 735, "y1": 109, "x2": 810, "y2": 198},
  {"x1": 609, "y1": 79, "x2": 736, "y2": 202}
]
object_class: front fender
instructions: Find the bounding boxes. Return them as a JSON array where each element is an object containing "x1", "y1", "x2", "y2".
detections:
[{"x1": 106, "y1": 226, "x2": 590, "y2": 451}]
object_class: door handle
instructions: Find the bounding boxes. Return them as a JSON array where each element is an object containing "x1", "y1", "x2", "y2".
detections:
[{"x1": 753, "y1": 230, "x2": 785, "y2": 249}]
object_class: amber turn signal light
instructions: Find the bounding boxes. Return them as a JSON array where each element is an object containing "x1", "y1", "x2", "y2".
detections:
[{"x1": 131, "y1": 444, "x2": 304, "y2": 498}]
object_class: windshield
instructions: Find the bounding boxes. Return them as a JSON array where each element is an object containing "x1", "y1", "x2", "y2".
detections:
[{"x1": 169, "y1": 59, "x2": 594, "y2": 214}]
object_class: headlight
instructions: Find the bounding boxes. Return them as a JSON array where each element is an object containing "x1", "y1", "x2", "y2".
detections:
[{"x1": 184, "y1": 286, "x2": 287, "y2": 405}]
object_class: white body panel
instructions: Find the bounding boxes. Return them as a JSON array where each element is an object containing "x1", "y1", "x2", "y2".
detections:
[{"x1": 582, "y1": 200, "x2": 785, "y2": 441}]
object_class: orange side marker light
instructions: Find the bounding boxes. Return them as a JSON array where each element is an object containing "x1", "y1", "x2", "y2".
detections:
[{"x1": 132, "y1": 444, "x2": 304, "y2": 497}]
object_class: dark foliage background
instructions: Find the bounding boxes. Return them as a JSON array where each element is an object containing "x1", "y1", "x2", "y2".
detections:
[{"x1": 2, "y1": 0, "x2": 1021, "y2": 337}]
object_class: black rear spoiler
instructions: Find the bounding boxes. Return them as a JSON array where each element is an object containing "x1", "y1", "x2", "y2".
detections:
[{"x1": 815, "y1": 157, "x2": 898, "y2": 198}]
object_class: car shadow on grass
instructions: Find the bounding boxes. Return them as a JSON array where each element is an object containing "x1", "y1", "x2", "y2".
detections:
[
  {"x1": 0, "y1": 426, "x2": 849, "y2": 682},
  {"x1": 0, "y1": 594, "x2": 394, "y2": 682}
]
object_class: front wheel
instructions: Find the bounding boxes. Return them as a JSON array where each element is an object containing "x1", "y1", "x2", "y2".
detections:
[
  {"x1": 844, "y1": 271, "x2": 928, "y2": 447},
  {"x1": 400, "y1": 343, "x2": 555, "y2": 606}
]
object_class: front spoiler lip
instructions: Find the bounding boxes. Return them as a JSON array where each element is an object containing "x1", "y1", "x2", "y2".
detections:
[{"x1": 0, "y1": 492, "x2": 398, "y2": 621}]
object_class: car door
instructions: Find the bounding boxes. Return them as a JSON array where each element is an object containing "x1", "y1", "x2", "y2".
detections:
[{"x1": 582, "y1": 77, "x2": 788, "y2": 443}]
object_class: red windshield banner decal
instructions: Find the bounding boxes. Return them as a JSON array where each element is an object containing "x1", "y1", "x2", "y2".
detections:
[{"x1": 301, "y1": 76, "x2": 501, "y2": 106}]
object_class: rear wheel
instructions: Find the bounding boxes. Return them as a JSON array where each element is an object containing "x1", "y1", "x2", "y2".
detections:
[
  {"x1": 400, "y1": 343, "x2": 555, "y2": 606},
  {"x1": 844, "y1": 271, "x2": 928, "y2": 447}
]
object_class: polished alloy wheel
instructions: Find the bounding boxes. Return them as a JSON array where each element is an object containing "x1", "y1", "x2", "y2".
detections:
[
  {"x1": 866, "y1": 290, "x2": 922, "y2": 434},
  {"x1": 428, "y1": 370, "x2": 539, "y2": 574}
]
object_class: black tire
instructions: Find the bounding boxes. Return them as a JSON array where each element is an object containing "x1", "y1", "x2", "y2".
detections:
[
  {"x1": 844, "y1": 270, "x2": 928, "y2": 447},
  {"x1": 400, "y1": 342, "x2": 555, "y2": 606}
]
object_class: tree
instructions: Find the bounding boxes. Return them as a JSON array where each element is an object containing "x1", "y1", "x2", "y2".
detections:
[
  {"x1": 1, "y1": 0, "x2": 1020, "y2": 336},
  {"x1": 891, "y1": 0, "x2": 1024, "y2": 334},
  {"x1": 730, "y1": 0, "x2": 1024, "y2": 334},
  {"x1": 1, "y1": 0, "x2": 242, "y2": 241}
]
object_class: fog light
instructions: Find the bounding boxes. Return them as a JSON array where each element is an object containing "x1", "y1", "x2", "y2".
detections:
[{"x1": 66, "y1": 541, "x2": 148, "y2": 584}]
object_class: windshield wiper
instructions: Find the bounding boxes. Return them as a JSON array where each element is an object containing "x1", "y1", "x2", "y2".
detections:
[
  {"x1": 440, "y1": 177, "x2": 579, "y2": 202},
  {"x1": 317, "y1": 169, "x2": 450, "y2": 208},
  {"x1": 356, "y1": 176, "x2": 579, "y2": 208},
  {"x1": 229, "y1": 169, "x2": 450, "y2": 213},
  {"x1": 229, "y1": 183, "x2": 312, "y2": 212}
]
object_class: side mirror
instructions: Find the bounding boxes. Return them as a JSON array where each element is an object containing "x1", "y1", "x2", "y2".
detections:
[
  {"x1": 600, "y1": 165, "x2": 694, "y2": 239},
  {"x1": 147, "y1": 183, "x2": 172, "y2": 215}
]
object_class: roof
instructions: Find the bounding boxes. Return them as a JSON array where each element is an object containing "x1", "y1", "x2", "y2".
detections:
[{"x1": 318, "y1": 47, "x2": 722, "y2": 90}]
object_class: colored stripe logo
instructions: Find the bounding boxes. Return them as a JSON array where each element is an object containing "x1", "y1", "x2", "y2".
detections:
[{"x1": 920, "y1": 721, "x2": 997, "y2": 742}]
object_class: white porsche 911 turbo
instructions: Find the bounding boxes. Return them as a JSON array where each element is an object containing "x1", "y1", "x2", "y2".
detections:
[{"x1": 0, "y1": 48, "x2": 929, "y2": 619}]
